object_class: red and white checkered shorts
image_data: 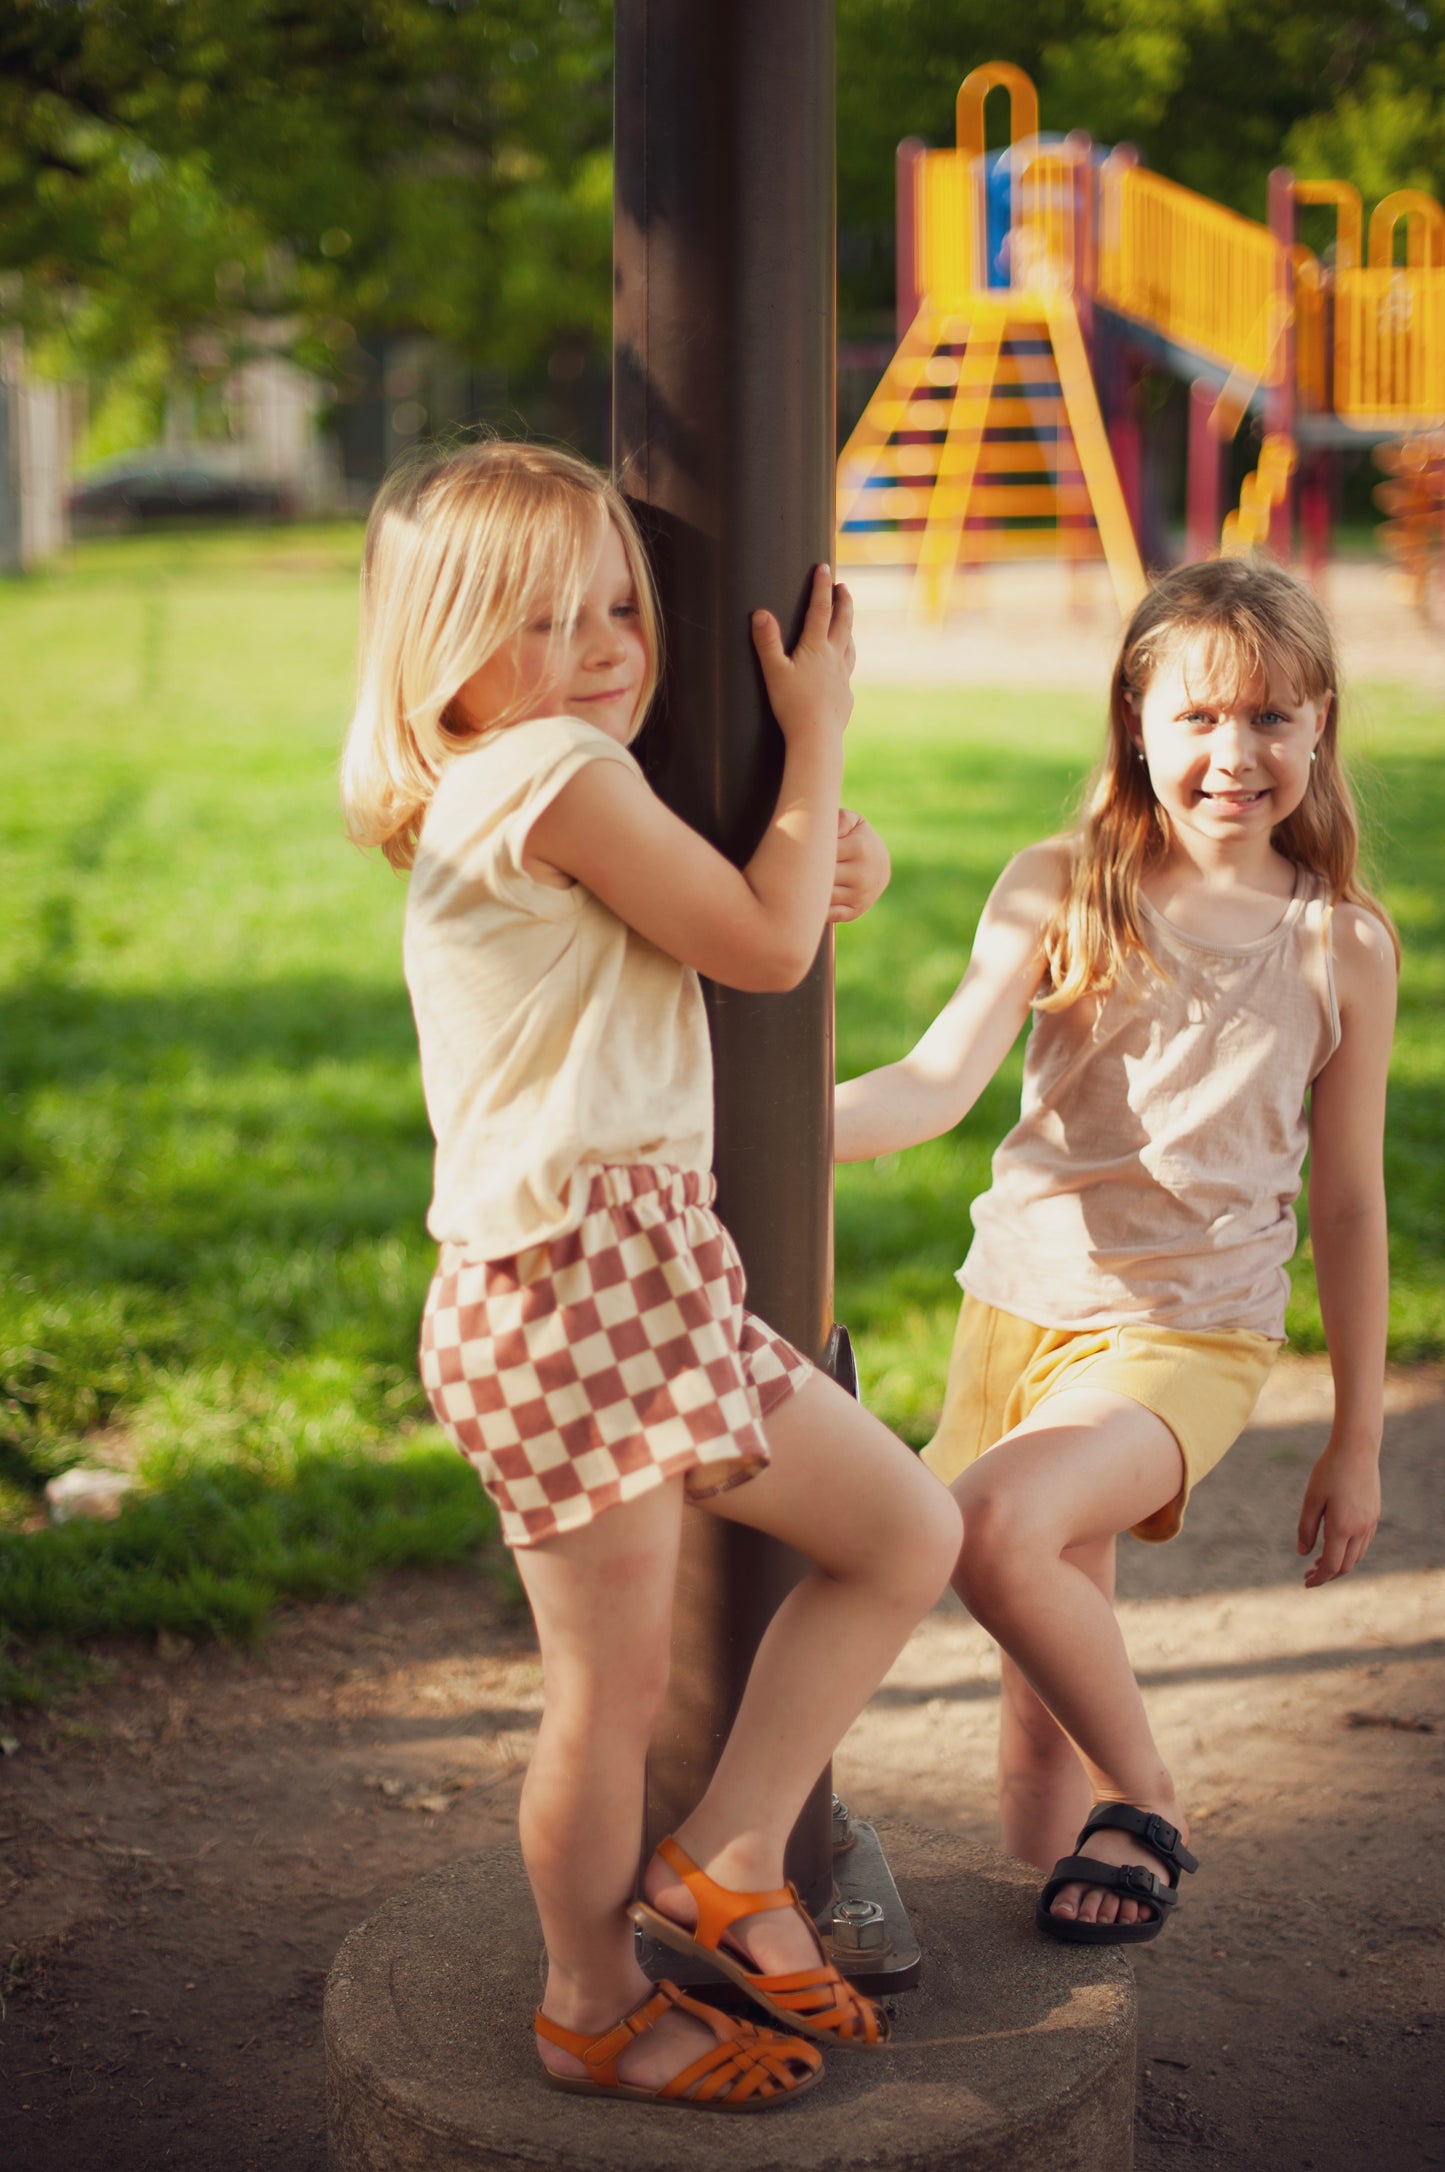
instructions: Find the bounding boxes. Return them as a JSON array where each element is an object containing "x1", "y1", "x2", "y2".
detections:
[{"x1": 419, "y1": 1164, "x2": 813, "y2": 1549}]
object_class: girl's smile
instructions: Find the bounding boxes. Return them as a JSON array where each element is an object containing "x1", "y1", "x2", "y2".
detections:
[
  {"x1": 1130, "y1": 636, "x2": 1330, "y2": 853},
  {"x1": 452, "y1": 519, "x2": 649, "y2": 743}
]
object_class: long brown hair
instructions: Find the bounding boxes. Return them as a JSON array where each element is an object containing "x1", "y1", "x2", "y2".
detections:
[{"x1": 1040, "y1": 558, "x2": 1399, "y2": 1009}]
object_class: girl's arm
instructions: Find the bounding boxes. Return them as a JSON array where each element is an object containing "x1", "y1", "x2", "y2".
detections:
[
  {"x1": 834, "y1": 840, "x2": 1066, "y2": 1162},
  {"x1": 526, "y1": 565, "x2": 852, "y2": 993},
  {"x1": 1296, "y1": 905, "x2": 1399, "y2": 1588}
]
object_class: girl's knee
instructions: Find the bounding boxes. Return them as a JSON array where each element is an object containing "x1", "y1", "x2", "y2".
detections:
[
  {"x1": 951, "y1": 1481, "x2": 1048, "y2": 1607},
  {"x1": 543, "y1": 1640, "x2": 672, "y2": 1748},
  {"x1": 868, "y1": 1466, "x2": 963, "y2": 1608}
]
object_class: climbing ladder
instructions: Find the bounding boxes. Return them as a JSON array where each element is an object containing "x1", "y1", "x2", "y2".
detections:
[{"x1": 837, "y1": 290, "x2": 1144, "y2": 618}]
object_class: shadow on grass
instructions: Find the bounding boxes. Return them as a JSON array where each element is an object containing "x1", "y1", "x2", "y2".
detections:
[{"x1": 0, "y1": 973, "x2": 419, "y2": 1095}]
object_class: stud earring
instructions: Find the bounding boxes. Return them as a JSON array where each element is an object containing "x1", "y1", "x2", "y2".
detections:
[{"x1": 1309, "y1": 749, "x2": 1317, "y2": 764}]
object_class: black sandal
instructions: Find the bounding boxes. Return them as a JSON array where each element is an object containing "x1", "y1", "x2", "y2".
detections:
[{"x1": 1036, "y1": 1803, "x2": 1198, "y2": 1946}]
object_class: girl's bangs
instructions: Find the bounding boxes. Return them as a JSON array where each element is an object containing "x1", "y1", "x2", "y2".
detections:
[{"x1": 1141, "y1": 614, "x2": 1333, "y2": 712}]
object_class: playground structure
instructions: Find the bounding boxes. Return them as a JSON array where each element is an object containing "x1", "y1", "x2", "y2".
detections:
[{"x1": 838, "y1": 61, "x2": 1445, "y2": 618}]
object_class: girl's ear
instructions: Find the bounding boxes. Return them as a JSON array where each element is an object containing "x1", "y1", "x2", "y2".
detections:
[
  {"x1": 1314, "y1": 692, "x2": 1334, "y2": 744},
  {"x1": 1121, "y1": 692, "x2": 1145, "y2": 759}
]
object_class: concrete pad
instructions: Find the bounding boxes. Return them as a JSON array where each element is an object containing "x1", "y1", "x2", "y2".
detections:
[{"x1": 325, "y1": 1823, "x2": 1136, "y2": 2171}]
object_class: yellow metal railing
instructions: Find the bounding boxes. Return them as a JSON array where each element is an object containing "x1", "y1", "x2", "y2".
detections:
[
  {"x1": 1016, "y1": 150, "x2": 1084, "y2": 292},
  {"x1": 955, "y1": 61, "x2": 1038, "y2": 164},
  {"x1": 1294, "y1": 179, "x2": 1363, "y2": 271},
  {"x1": 1333, "y1": 268, "x2": 1445, "y2": 422},
  {"x1": 1098, "y1": 165, "x2": 1284, "y2": 381},
  {"x1": 916, "y1": 149, "x2": 975, "y2": 305},
  {"x1": 1368, "y1": 190, "x2": 1445, "y2": 269},
  {"x1": 1328, "y1": 189, "x2": 1445, "y2": 424}
]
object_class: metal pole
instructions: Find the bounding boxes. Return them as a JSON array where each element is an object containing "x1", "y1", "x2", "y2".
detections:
[
  {"x1": 1187, "y1": 378, "x2": 1224, "y2": 560},
  {"x1": 613, "y1": 0, "x2": 837, "y2": 1921},
  {"x1": 1266, "y1": 167, "x2": 1297, "y2": 561},
  {"x1": 896, "y1": 137, "x2": 926, "y2": 342}
]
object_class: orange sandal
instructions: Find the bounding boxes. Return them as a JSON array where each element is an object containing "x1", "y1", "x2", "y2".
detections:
[
  {"x1": 628, "y1": 1835, "x2": 890, "y2": 2049},
  {"x1": 534, "y1": 1977, "x2": 823, "y2": 2111}
]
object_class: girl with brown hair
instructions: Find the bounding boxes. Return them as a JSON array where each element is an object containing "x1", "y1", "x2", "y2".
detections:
[{"x1": 837, "y1": 557, "x2": 1398, "y2": 1944}]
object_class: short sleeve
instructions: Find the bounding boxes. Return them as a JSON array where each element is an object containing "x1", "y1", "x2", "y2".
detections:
[
  {"x1": 421, "y1": 717, "x2": 640, "y2": 918},
  {"x1": 490, "y1": 719, "x2": 641, "y2": 911}
]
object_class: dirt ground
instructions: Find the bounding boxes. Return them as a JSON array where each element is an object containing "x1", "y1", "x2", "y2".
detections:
[
  {"x1": 847, "y1": 558, "x2": 1445, "y2": 696},
  {"x1": 3, "y1": 1353, "x2": 1442, "y2": 2172}
]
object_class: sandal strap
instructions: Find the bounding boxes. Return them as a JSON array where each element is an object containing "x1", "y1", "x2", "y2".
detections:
[
  {"x1": 648, "y1": 1834, "x2": 887, "y2": 2046},
  {"x1": 1079, "y1": 1803, "x2": 1198, "y2": 1883},
  {"x1": 738, "y1": 1961, "x2": 888, "y2": 2044},
  {"x1": 535, "y1": 1977, "x2": 821, "y2": 2102},
  {"x1": 661, "y1": 2031, "x2": 817, "y2": 2104},
  {"x1": 654, "y1": 1834, "x2": 797, "y2": 1953},
  {"x1": 1039, "y1": 1852, "x2": 1180, "y2": 1917},
  {"x1": 534, "y1": 1985, "x2": 674, "y2": 2085}
]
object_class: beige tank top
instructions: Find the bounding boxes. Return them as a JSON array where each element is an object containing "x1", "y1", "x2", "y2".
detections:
[{"x1": 961, "y1": 868, "x2": 1341, "y2": 1337}]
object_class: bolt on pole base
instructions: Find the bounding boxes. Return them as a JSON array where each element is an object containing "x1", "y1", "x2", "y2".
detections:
[
  {"x1": 635, "y1": 1795, "x2": 922, "y2": 1998},
  {"x1": 824, "y1": 1802, "x2": 922, "y2": 1993}
]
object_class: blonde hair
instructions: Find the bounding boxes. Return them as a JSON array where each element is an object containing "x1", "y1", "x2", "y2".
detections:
[
  {"x1": 341, "y1": 439, "x2": 662, "y2": 869},
  {"x1": 1040, "y1": 558, "x2": 1399, "y2": 1009}
]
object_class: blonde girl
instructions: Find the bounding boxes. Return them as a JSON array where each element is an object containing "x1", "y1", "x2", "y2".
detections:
[
  {"x1": 836, "y1": 558, "x2": 1397, "y2": 1945},
  {"x1": 342, "y1": 441, "x2": 961, "y2": 2108}
]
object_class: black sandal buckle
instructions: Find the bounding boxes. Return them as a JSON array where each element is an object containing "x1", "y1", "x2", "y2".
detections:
[
  {"x1": 1119, "y1": 1865, "x2": 1157, "y2": 1896},
  {"x1": 1145, "y1": 1815, "x2": 1178, "y2": 1853}
]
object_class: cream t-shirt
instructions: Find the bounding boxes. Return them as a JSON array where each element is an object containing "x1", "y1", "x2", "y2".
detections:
[{"x1": 403, "y1": 714, "x2": 713, "y2": 1255}]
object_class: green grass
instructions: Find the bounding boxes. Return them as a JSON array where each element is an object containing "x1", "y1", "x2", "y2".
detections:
[
  {"x1": 0, "y1": 528, "x2": 1438, "y2": 1674},
  {"x1": 0, "y1": 524, "x2": 516, "y2": 1676}
]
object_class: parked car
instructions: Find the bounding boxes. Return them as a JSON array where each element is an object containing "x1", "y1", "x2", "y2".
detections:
[{"x1": 68, "y1": 454, "x2": 292, "y2": 531}]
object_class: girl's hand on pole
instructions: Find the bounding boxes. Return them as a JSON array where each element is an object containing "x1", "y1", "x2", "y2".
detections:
[
  {"x1": 1296, "y1": 1433, "x2": 1382, "y2": 1587},
  {"x1": 828, "y1": 808, "x2": 891, "y2": 924},
  {"x1": 751, "y1": 566, "x2": 855, "y2": 751}
]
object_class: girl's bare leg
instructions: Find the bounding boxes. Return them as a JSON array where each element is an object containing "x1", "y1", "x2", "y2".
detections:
[
  {"x1": 514, "y1": 1479, "x2": 726, "y2": 2087},
  {"x1": 997, "y1": 1537, "x2": 1114, "y2": 1871},
  {"x1": 951, "y1": 1389, "x2": 1187, "y2": 1929},
  {"x1": 643, "y1": 1370, "x2": 962, "y2": 1970}
]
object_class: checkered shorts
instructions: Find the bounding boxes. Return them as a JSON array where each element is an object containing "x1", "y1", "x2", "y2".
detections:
[{"x1": 419, "y1": 1164, "x2": 813, "y2": 1549}]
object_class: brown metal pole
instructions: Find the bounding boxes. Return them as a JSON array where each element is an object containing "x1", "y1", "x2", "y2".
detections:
[{"x1": 613, "y1": 0, "x2": 837, "y2": 1920}]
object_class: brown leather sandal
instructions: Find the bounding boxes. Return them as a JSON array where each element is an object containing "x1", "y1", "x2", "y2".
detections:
[
  {"x1": 534, "y1": 1977, "x2": 823, "y2": 2111},
  {"x1": 628, "y1": 1834, "x2": 890, "y2": 2049}
]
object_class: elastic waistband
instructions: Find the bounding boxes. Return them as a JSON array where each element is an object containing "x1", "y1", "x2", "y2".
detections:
[
  {"x1": 581, "y1": 1162, "x2": 716, "y2": 1214},
  {"x1": 436, "y1": 1163, "x2": 718, "y2": 1276}
]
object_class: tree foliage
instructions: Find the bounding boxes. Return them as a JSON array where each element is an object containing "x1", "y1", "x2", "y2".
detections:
[
  {"x1": 0, "y1": 0, "x2": 613, "y2": 380},
  {"x1": 2, "y1": 0, "x2": 1443, "y2": 378}
]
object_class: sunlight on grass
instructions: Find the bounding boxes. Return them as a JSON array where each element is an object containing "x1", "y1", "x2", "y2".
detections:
[{"x1": 0, "y1": 528, "x2": 1437, "y2": 1646}]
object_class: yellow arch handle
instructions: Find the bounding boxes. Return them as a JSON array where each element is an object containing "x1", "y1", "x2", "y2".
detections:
[
  {"x1": 1368, "y1": 190, "x2": 1445, "y2": 269},
  {"x1": 956, "y1": 62, "x2": 1039, "y2": 160},
  {"x1": 1293, "y1": 179, "x2": 1363, "y2": 272}
]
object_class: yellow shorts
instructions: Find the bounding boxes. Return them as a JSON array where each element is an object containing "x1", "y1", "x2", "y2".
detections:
[{"x1": 921, "y1": 1295, "x2": 1281, "y2": 1543}]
